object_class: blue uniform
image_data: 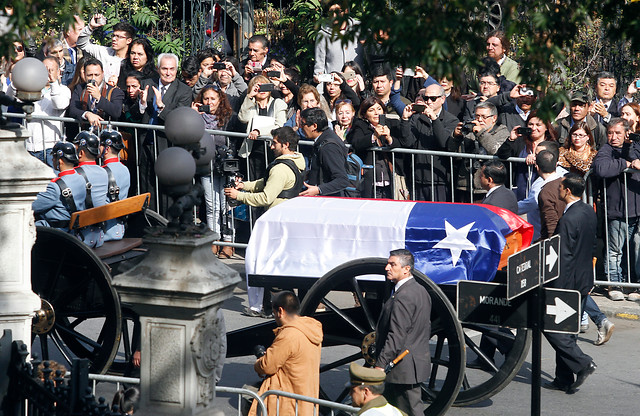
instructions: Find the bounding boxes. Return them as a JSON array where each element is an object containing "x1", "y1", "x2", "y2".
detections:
[
  {"x1": 75, "y1": 161, "x2": 109, "y2": 247},
  {"x1": 33, "y1": 169, "x2": 87, "y2": 232},
  {"x1": 102, "y1": 157, "x2": 131, "y2": 241}
]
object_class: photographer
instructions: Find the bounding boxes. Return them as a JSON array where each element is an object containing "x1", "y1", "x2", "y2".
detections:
[
  {"x1": 191, "y1": 84, "x2": 235, "y2": 258},
  {"x1": 224, "y1": 126, "x2": 304, "y2": 210}
]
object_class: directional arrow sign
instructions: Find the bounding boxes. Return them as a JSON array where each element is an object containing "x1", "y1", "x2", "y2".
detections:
[
  {"x1": 507, "y1": 242, "x2": 541, "y2": 300},
  {"x1": 543, "y1": 235, "x2": 560, "y2": 283},
  {"x1": 542, "y1": 288, "x2": 581, "y2": 334},
  {"x1": 546, "y1": 296, "x2": 576, "y2": 324}
]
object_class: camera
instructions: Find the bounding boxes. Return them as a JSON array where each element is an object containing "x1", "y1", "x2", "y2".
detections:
[
  {"x1": 343, "y1": 71, "x2": 357, "y2": 81},
  {"x1": 253, "y1": 345, "x2": 266, "y2": 358},
  {"x1": 519, "y1": 87, "x2": 535, "y2": 96},
  {"x1": 318, "y1": 73, "x2": 333, "y2": 83},
  {"x1": 87, "y1": 79, "x2": 96, "y2": 86},
  {"x1": 214, "y1": 144, "x2": 240, "y2": 185},
  {"x1": 266, "y1": 70, "x2": 281, "y2": 78},
  {"x1": 258, "y1": 83, "x2": 275, "y2": 93},
  {"x1": 199, "y1": 104, "x2": 211, "y2": 114},
  {"x1": 461, "y1": 121, "x2": 476, "y2": 134},
  {"x1": 213, "y1": 62, "x2": 226, "y2": 70},
  {"x1": 517, "y1": 127, "x2": 532, "y2": 136},
  {"x1": 249, "y1": 61, "x2": 262, "y2": 72},
  {"x1": 629, "y1": 132, "x2": 640, "y2": 142},
  {"x1": 412, "y1": 103, "x2": 426, "y2": 113},
  {"x1": 378, "y1": 114, "x2": 386, "y2": 126}
]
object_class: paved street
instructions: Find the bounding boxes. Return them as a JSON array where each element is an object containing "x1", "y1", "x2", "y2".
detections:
[{"x1": 216, "y1": 254, "x2": 640, "y2": 415}]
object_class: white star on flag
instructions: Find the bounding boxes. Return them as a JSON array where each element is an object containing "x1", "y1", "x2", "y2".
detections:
[{"x1": 433, "y1": 221, "x2": 477, "y2": 266}]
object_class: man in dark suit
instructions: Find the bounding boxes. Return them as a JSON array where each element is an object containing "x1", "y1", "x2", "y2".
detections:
[
  {"x1": 479, "y1": 160, "x2": 518, "y2": 213},
  {"x1": 375, "y1": 249, "x2": 431, "y2": 416},
  {"x1": 543, "y1": 173, "x2": 597, "y2": 393},
  {"x1": 68, "y1": 58, "x2": 124, "y2": 128},
  {"x1": 592, "y1": 71, "x2": 619, "y2": 125},
  {"x1": 400, "y1": 84, "x2": 459, "y2": 202}
]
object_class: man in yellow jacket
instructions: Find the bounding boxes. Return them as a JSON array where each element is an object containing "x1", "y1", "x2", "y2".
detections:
[{"x1": 249, "y1": 291, "x2": 323, "y2": 416}]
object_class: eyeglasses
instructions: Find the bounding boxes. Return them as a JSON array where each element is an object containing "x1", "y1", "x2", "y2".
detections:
[
  {"x1": 475, "y1": 114, "x2": 495, "y2": 120},
  {"x1": 422, "y1": 95, "x2": 441, "y2": 102},
  {"x1": 479, "y1": 81, "x2": 498, "y2": 86},
  {"x1": 571, "y1": 132, "x2": 589, "y2": 138},
  {"x1": 112, "y1": 34, "x2": 129, "y2": 40}
]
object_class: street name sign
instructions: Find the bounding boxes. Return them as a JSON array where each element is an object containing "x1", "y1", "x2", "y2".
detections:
[
  {"x1": 542, "y1": 288, "x2": 580, "y2": 334},
  {"x1": 507, "y1": 242, "x2": 541, "y2": 300},
  {"x1": 457, "y1": 281, "x2": 528, "y2": 328},
  {"x1": 542, "y1": 235, "x2": 560, "y2": 283}
]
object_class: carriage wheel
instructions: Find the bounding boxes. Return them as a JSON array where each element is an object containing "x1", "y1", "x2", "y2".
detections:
[
  {"x1": 300, "y1": 258, "x2": 465, "y2": 416},
  {"x1": 455, "y1": 324, "x2": 531, "y2": 405},
  {"x1": 31, "y1": 227, "x2": 121, "y2": 374}
]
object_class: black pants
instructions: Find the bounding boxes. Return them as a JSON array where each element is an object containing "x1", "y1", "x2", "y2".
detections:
[{"x1": 384, "y1": 382, "x2": 424, "y2": 416}]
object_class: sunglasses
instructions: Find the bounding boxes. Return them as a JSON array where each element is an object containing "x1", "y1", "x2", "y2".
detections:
[{"x1": 420, "y1": 95, "x2": 441, "y2": 102}]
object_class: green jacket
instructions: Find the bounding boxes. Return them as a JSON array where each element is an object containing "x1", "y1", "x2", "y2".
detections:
[{"x1": 500, "y1": 55, "x2": 521, "y2": 84}]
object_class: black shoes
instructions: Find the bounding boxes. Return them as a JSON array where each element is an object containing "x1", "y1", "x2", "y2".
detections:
[
  {"x1": 542, "y1": 380, "x2": 569, "y2": 392},
  {"x1": 567, "y1": 361, "x2": 597, "y2": 393}
]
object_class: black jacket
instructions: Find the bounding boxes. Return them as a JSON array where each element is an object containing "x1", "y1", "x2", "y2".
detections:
[
  {"x1": 308, "y1": 129, "x2": 350, "y2": 196},
  {"x1": 69, "y1": 83, "x2": 124, "y2": 122},
  {"x1": 592, "y1": 142, "x2": 640, "y2": 219},
  {"x1": 399, "y1": 109, "x2": 459, "y2": 185}
]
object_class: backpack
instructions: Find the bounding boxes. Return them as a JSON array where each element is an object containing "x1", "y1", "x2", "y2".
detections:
[{"x1": 344, "y1": 152, "x2": 370, "y2": 198}]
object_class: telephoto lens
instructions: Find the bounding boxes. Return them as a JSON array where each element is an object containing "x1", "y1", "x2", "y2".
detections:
[{"x1": 253, "y1": 345, "x2": 267, "y2": 358}]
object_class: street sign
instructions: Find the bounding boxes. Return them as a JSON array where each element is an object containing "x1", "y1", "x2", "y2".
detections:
[
  {"x1": 543, "y1": 235, "x2": 560, "y2": 283},
  {"x1": 507, "y1": 242, "x2": 541, "y2": 300},
  {"x1": 542, "y1": 288, "x2": 581, "y2": 334},
  {"x1": 457, "y1": 281, "x2": 528, "y2": 328}
]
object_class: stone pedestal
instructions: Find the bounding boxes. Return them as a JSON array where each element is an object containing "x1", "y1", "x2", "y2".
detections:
[
  {"x1": 0, "y1": 124, "x2": 53, "y2": 351},
  {"x1": 112, "y1": 231, "x2": 241, "y2": 416}
]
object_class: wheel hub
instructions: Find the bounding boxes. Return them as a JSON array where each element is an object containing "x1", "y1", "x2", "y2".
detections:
[
  {"x1": 32, "y1": 299, "x2": 55, "y2": 334},
  {"x1": 361, "y1": 331, "x2": 377, "y2": 366}
]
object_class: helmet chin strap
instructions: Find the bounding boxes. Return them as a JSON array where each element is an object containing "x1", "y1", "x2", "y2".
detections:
[{"x1": 53, "y1": 157, "x2": 61, "y2": 172}]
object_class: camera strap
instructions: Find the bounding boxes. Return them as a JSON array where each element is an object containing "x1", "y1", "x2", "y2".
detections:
[{"x1": 264, "y1": 158, "x2": 303, "y2": 199}]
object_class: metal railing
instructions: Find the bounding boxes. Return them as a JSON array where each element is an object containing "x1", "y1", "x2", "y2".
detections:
[
  {"x1": 15, "y1": 112, "x2": 640, "y2": 290},
  {"x1": 260, "y1": 389, "x2": 359, "y2": 415}
]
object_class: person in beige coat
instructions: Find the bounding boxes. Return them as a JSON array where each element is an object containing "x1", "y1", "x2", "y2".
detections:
[{"x1": 249, "y1": 291, "x2": 323, "y2": 416}]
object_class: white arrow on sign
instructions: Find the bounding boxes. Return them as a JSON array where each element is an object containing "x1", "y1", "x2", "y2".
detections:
[
  {"x1": 546, "y1": 245, "x2": 558, "y2": 272},
  {"x1": 546, "y1": 297, "x2": 576, "y2": 324}
]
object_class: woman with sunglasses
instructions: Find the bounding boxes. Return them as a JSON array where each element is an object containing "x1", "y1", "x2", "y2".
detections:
[
  {"x1": 347, "y1": 96, "x2": 400, "y2": 198},
  {"x1": 192, "y1": 84, "x2": 236, "y2": 258},
  {"x1": 558, "y1": 121, "x2": 597, "y2": 175}
]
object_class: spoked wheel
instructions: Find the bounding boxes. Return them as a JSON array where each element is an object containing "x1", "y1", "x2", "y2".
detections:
[
  {"x1": 108, "y1": 306, "x2": 140, "y2": 376},
  {"x1": 31, "y1": 227, "x2": 121, "y2": 374},
  {"x1": 455, "y1": 324, "x2": 531, "y2": 405},
  {"x1": 300, "y1": 258, "x2": 465, "y2": 416}
]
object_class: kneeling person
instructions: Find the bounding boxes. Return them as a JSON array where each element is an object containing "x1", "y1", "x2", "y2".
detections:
[
  {"x1": 225, "y1": 126, "x2": 305, "y2": 210},
  {"x1": 33, "y1": 142, "x2": 87, "y2": 231},
  {"x1": 100, "y1": 129, "x2": 131, "y2": 241}
]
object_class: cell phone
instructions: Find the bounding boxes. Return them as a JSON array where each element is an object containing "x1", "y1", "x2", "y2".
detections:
[
  {"x1": 378, "y1": 114, "x2": 386, "y2": 126},
  {"x1": 199, "y1": 104, "x2": 211, "y2": 113},
  {"x1": 318, "y1": 73, "x2": 333, "y2": 83},
  {"x1": 520, "y1": 87, "x2": 535, "y2": 96},
  {"x1": 258, "y1": 83, "x2": 275, "y2": 93},
  {"x1": 266, "y1": 70, "x2": 281, "y2": 78},
  {"x1": 635, "y1": 80, "x2": 640, "y2": 89},
  {"x1": 249, "y1": 61, "x2": 262, "y2": 72},
  {"x1": 412, "y1": 103, "x2": 426, "y2": 113},
  {"x1": 87, "y1": 79, "x2": 96, "y2": 86},
  {"x1": 343, "y1": 71, "x2": 357, "y2": 81},
  {"x1": 403, "y1": 67, "x2": 415, "y2": 77},
  {"x1": 517, "y1": 127, "x2": 532, "y2": 136},
  {"x1": 213, "y1": 62, "x2": 226, "y2": 70}
]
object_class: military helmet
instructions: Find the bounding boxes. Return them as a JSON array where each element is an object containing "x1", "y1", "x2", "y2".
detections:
[
  {"x1": 52, "y1": 142, "x2": 79, "y2": 164},
  {"x1": 99, "y1": 129, "x2": 125, "y2": 150},
  {"x1": 72, "y1": 131, "x2": 100, "y2": 156}
]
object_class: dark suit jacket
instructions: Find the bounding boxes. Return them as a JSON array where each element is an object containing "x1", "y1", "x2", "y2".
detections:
[
  {"x1": 497, "y1": 103, "x2": 528, "y2": 132},
  {"x1": 551, "y1": 201, "x2": 597, "y2": 296},
  {"x1": 482, "y1": 185, "x2": 518, "y2": 214},
  {"x1": 537, "y1": 177, "x2": 566, "y2": 239},
  {"x1": 68, "y1": 83, "x2": 124, "y2": 122},
  {"x1": 375, "y1": 277, "x2": 431, "y2": 384},
  {"x1": 141, "y1": 78, "x2": 193, "y2": 124}
]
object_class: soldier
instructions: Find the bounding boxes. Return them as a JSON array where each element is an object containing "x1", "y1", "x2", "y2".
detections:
[
  {"x1": 347, "y1": 362, "x2": 407, "y2": 416},
  {"x1": 32, "y1": 142, "x2": 86, "y2": 231},
  {"x1": 71, "y1": 130, "x2": 109, "y2": 247},
  {"x1": 99, "y1": 129, "x2": 131, "y2": 241}
]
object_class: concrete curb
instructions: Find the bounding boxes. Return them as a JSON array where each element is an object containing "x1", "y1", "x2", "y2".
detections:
[{"x1": 592, "y1": 293, "x2": 640, "y2": 321}]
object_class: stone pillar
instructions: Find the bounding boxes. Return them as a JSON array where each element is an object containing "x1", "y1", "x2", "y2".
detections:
[
  {"x1": 112, "y1": 231, "x2": 241, "y2": 416},
  {"x1": 0, "y1": 124, "x2": 53, "y2": 350}
]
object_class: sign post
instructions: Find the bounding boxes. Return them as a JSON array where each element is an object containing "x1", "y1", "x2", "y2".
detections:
[{"x1": 507, "y1": 242, "x2": 541, "y2": 300}]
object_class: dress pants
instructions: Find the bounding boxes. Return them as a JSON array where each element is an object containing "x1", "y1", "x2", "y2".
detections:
[{"x1": 384, "y1": 383, "x2": 424, "y2": 416}]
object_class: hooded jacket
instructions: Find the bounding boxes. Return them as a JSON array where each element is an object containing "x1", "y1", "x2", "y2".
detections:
[{"x1": 249, "y1": 316, "x2": 323, "y2": 416}]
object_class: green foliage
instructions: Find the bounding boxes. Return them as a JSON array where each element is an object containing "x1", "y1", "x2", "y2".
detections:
[{"x1": 148, "y1": 33, "x2": 185, "y2": 56}]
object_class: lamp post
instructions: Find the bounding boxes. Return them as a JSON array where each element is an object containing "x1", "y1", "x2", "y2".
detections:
[
  {"x1": 0, "y1": 57, "x2": 54, "y2": 396},
  {"x1": 113, "y1": 107, "x2": 241, "y2": 416}
]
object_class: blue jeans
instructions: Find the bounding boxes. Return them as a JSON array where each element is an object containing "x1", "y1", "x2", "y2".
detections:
[
  {"x1": 583, "y1": 295, "x2": 605, "y2": 327},
  {"x1": 201, "y1": 175, "x2": 231, "y2": 241},
  {"x1": 606, "y1": 217, "x2": 640, "y2": 283},
  {"x1": 29, "y1": 149, "x2": 53, "y2": 168}
]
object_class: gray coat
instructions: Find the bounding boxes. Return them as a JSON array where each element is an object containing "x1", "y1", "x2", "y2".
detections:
[{"x1": 313, "y1": 18, "x2": 363, "y2": 76}]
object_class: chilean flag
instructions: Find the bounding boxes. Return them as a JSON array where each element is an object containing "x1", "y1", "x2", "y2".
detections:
[{"x1": 245, "y1": 198, "x2": 533, "y2": 285}]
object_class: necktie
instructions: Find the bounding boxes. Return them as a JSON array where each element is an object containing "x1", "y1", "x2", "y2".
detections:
[
  {"x1": 68, "y1": 47, "x2": 75, "y2": 64},
  {"x1": 161, "y1": 85, "x2": 167, "y2": 99}
]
